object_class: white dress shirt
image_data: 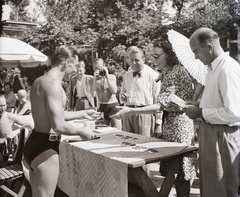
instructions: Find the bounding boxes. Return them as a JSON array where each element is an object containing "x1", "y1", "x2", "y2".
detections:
[
  {"x1": 200, "y1": 53, "x2": 240, "y2": 126},
  {"x1": 122, "y1": 64, "x2": 160, "y2": 106}
]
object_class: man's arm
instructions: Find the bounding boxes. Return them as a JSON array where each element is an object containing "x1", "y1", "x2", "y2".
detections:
[
  {"x1": 119, "y1": 73, "x2": 128, "y2": 104},
  {"x1": 44, "y1": 80, "x2": 93, "y2": 138},
  {"x1": 152, "y1": 73, "x2": 162, "y2": 133},
  {"x1": 105, "y1": 74, "x2": 118, "y2": 94},
  {"x1": 64, "y1": 109, "x2": 100, "y2": 121},
  {"x1": 17, "y1": 102, "x2": 30, "y2": 115},
  {"x1": 68, "y1": 78, "x2": 75, "y2": 110},
  {"x1": 8, "y1": 113, "x2": 34, "y2": 130},
  {"x1": 202, "y1": 69, "x2": 240, "y2": 125}
]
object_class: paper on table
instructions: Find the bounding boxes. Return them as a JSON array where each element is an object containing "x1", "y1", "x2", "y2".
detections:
[
  {"x1": 170, "y1": 94, "x2": 186, "y2": 108},
  {"x1": 94, "y1": 127, "x2": 118, "y2": 133}
]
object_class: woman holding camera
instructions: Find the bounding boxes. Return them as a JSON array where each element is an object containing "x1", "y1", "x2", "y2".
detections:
[{"x1": 92, "y1": 58, "x2": 122, "y2": 130}]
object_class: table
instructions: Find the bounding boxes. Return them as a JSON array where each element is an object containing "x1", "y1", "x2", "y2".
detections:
[{"x1": 58, "y1": 129, "x2": 198, "y2": 197}]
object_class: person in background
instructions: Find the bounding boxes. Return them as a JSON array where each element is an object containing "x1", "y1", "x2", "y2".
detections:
[
  {"x1": 16, "y1": 89, "x2": 31, "y2": 115},
  {"x1": 184, "y1": 27, "x2": 240, "y2": 197},
  {"x1": 124, "y1": 46, "x2": 139, "y2": 71},
  {"x1": 92, "y1": 58, "x2": 122, "y2": 130},
  {"x1": 3, "y1": 83, "x2": 17, "y2": 113},
  {"x1": 23, "y1": 45, "x2": 101, "y2": 197},
  {"x1": 0, "y1": 95, "x2": 34, "y2": 164},
  {"x1": 69, "y1": 61, "x2": 95, "y2": 111},
  {"x1": 112, "y1": 39, "x2": 196, "y2": 196},
  {"x1": 120, "y1": 46, "x2": 161, "y2": 137},
  {"x1": 119, "y1": 46, "x2": 162, "y2": 176}
]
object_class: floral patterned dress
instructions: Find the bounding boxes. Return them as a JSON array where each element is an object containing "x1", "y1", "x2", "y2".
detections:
[{"x1": 157, "y1": 64, "x2": 196, "y2": 181}]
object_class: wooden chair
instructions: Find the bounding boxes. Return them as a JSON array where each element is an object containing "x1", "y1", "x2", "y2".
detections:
[{"x1": 0, "y1": 127, "x2": 26, "y2": 197}]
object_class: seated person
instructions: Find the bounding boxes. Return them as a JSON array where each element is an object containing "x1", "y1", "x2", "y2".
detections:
[
  {"x1": 0, "y1": 94, "x2": 34, "y2": 164},
  {"x1": 3, "y1": 83, "x2": 17, "y2": 113},
  {"x1": 16, "y1": 89, "x2": 31, "y2": 115}
]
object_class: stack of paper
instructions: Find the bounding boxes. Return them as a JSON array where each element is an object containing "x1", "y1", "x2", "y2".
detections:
[{"x1": 170, "y1": 94, "x2": 186, "y2": 108}]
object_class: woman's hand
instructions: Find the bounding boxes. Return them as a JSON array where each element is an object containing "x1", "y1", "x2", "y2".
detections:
[{"x1": 110, "y1": 106, "x2": 132, "y2": 119}]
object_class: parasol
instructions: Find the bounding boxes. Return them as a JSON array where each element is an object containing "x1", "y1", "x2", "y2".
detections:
[
  {"x1": 0, "y1": 37, "x2": 48, "y2": 68},
  {"x1": 167, "y1": 30, "x2": 208, "y2": 85}
]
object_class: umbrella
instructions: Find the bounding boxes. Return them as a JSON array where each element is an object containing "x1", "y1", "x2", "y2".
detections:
[
  {"x1": 0, "y1": 37, "x2": 48, "y2": 68},
  {"x1": 167, "y1": 30, "x2": 208, "y2": 85}
]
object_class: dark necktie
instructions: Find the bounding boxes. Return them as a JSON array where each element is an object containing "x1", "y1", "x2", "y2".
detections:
[{"x1": 133, "y1": 72, "x2": 142, "y2": 77}]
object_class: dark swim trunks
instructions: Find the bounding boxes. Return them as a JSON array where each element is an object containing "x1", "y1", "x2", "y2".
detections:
[
  {"x1": 23, "y1": 129, "x2": 61, "y2": 170},
  {"x1": 99, "y1": 102, "x2": 120, "y2": 121}
]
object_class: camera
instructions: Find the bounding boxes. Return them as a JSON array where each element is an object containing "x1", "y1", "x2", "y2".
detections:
[{"x1": 98, "y1": 68, "x2": 106, "y2": 76}]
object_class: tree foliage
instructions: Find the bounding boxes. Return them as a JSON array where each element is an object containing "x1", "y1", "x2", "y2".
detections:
[{"x1": 2, "y1": 0, "x2": 239, "y2": 88}]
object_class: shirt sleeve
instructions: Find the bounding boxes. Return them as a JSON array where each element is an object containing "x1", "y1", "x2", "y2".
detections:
[
  {"x1": 152, "y1": 74, "x2": 161, "y2": 124},
  {"x1": 202, "y1": 68, "x2": 240, "y2": 126}
]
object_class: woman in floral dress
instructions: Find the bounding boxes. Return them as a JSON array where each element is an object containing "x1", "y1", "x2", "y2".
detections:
[{"x1": 153, "y1": 37, "x2": 196, "y2": 192}]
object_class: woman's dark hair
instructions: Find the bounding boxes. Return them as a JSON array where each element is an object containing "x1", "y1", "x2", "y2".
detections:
[
  {"x1": 153, "y1": 38, "x2": 179, "y2": 67},
  {"x1": 51, "y1": 45, "x2": 79, "y2": 66},
  {"x1": 4, "y1": 82, "x2": 12, "y2": 90}
]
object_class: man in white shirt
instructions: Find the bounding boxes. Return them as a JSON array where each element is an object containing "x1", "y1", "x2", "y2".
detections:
[
  {"x1": 69, "y1": 61, "x2": 95, "y2": 110},
  {"x1": 184, "y1": 27, "x2": 240, "y2": 197},
  {"x1": 120, "y1": 46, "x2": 161, "y2": 137}
]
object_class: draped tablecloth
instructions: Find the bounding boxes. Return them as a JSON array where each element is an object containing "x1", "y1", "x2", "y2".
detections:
[{"x1": 58, "y1": 130, "x2": 198, "y2": 197}]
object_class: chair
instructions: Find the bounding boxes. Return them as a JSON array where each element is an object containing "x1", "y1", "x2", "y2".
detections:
[{"x1": 0, "y1": 127, "x2": 26, "y2": 197}]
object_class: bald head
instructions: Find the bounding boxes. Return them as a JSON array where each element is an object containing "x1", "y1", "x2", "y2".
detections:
[
  {"x1": 17, "y1": 89, "x2": 27, "y2": 101},
  {"x1": 190, "y1": 27, "x2": 220, "y2": 47},
  {"x1": 0, "y1": 95, "x2": 7, "y2": 114},
  {"x1": 189, "y1": 27, "x2": 224, "y2": 65}
]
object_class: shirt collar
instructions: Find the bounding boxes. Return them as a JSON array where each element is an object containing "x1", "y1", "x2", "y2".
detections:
[{"x1": 210, "y1": 52, "x2": 229, "y2": 71}]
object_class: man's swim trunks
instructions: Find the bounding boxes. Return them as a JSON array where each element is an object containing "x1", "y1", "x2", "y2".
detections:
[{"x1": 23, "y1": 129, "x2": 61, "y2": 169}]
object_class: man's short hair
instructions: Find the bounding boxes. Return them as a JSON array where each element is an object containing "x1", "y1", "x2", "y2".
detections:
[
  {"x1": 4, "y1": 82, "x2": 12, "y2": 90},
  {"x1": 76, "y1": 61, "x2": 85, "y2": 68},
  {"x1": 129, "y1": 46, "x2": 145, "y2": 58},
  {"x1": 93, "y1": 58, "x2": 105, "y2": 66},
  {"x1": 51, "y1": 45, "x2": 79, "y2": 66}
]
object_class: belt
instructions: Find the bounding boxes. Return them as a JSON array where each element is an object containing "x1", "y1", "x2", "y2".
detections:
[
  {"x1": 126, "y1": 105, "x2": 146, "y2": 108},
  {"x1": 49, "y1": 133, "x2": 62, "y2": 141},
  {"x1": 201, "y1": 119, "x2": 240, "y2": 129},
  {"x1": 77, "y1": 96, "x2": 87, "y2": 100}
]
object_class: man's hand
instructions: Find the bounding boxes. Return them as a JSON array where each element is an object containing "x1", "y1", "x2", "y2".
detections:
[
  {"x1": 78, "y1": 127, "x2": 95, "y2": 140},
  {"x1": 183, "y1": 105, "x2": 203, "y2": 119},
  {"x1": 120, "y1": 93, "x2": 129, "y2": 103},
  {"x1": 185, "y1": 100, "x2": 200, "y2": 107},
  {"x1": 82, "y1": 109, "x2": 102, "y2": 120},
  {"x1": 153, "y1": 123, "x2": 162, "y2": 138},
  {"x1": 110, "y1": 106, "x2": 132, "y2": 119}
]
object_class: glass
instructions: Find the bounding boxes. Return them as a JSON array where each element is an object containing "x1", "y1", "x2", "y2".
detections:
[
  {"x1": 0, "y1": 104, "x2": 6, "y2": 108},
  {"x1": 151, "y1": 53, "x2": 164, "y2": 59}
]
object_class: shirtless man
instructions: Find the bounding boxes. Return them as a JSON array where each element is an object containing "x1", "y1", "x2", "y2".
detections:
[
  {"x1": 0, "y1": 95, "x2": 33, "y2": 163},
  {"x1": 23, "y1": 45, "x2": 100, "y2": 197},
  {"x1": 93, "y1": 58, "x2": 122, "y2": 130},
  {"x1": 16, "y1": 89, "x2": 31, "y2": 115}
]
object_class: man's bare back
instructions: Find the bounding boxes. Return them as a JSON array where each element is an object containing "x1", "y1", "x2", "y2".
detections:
[{"x1": 30, "y1": 73, "x2": 67, "y2": 134}]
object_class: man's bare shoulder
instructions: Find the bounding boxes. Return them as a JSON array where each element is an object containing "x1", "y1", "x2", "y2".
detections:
[{"x1": 32, "y1": 75, "x2": 63, "y2": 96}]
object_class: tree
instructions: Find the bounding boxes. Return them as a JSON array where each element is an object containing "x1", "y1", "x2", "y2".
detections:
[
  {"x1": 171, "y1": 0, "x2": 238, "y2": 52},
  {"x1": 6, "y1": 0, "x2": 30, "y2": 21}
]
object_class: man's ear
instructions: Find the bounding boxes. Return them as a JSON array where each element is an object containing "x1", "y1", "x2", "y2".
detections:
[
  {"x1": 207, "y1": 43, "x2": 213, "y2": 52},
  {"x1": 65, "y1": 59, "x2": 70, "y2": 67}
]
